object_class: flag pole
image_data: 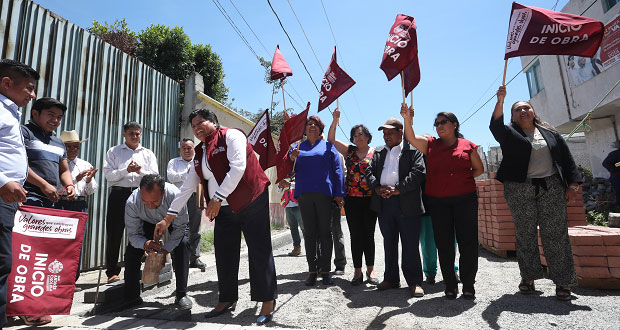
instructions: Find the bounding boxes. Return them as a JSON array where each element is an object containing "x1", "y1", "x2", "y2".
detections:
[
  {"x1": 281, "y1": 83, "x2": 288, "y2": 117},
  {"x1": 502, "y1": 59, "x2": 508, "y2": 86},
  {"x1": 410, "y1": 91, "x2": 413, "y2": 107},
  {"x1": 336, "y1": 98, "x2": 339, "y2": 109},
  {"x1": 400, "y1": 71, "x2": 406, "y2": 106}
]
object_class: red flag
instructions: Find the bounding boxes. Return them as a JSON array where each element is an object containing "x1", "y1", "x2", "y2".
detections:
[
  {"x1": 318, "y1": 47, "x2": 356, "y2": 112},
  {"x1": 276, "y1": 103, "x2": 310, "y2": 183},
  {"x1": 248, "y1": 109, "x2": 277, "y2": 170},
  {"x1": 504, "y1": 2, "x2": 604, "y2": 59},
  {"x1": 7, "y1": 206, "x2": 87, "y2": 316},
  {"x1": 402, "y1": 53, "x2": 421, "y2": 97},
  {"x1": 380, "y1": 14, "x2": 419, "y2": 81},
  {"x1": 270, "y1": 45, "x2": 293, "y2": 81}
]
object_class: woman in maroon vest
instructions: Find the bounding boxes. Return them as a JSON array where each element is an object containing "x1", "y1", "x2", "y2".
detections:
[{"x1": 159, "y1": 109, "x2": 277, "y2": 325}]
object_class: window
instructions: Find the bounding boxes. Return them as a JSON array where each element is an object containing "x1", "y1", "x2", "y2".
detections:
[
  {"x1": 526, "y1": 61, "x2": 544, "y2": 97},
  {"x1": 604, "y1": 0, "x2": 619, "y2": 12}
]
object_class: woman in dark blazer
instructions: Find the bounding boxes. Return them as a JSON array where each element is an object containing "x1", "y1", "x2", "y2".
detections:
[{"x1": 490, "y1": 85, "x2": 582, "y2": 301}]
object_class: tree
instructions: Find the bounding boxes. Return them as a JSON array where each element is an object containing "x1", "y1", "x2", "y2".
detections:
[
  {"x1": 88, "y1": 19, "x2": 137, "y2": 55},
  {"x1": 136, "y1": 25, "x2": 194, "y2": 82},
  {"x1": 194, "y1": 44, "x2": 228, "y2": 102}
]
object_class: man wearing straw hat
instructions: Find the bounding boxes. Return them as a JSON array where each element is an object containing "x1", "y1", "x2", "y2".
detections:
[{"x1": 58, "y1": 130, "x2": 98, "y2": 284}]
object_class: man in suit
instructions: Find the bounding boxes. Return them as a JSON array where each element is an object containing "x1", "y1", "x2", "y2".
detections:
[{"x1": 366, "y1": 117, "x2": 426, "y2": 298}]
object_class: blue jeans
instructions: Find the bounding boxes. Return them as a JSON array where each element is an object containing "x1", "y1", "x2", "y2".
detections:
[
  {"x1": 285, "y1": 206, "x2": 304, "y2": 248},
  {"x1": 0, "y1": 200, "x2": 17, "y2": 328}
]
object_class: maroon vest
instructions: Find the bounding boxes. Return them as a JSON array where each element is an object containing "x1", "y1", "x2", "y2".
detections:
[{"x1": 194, "y1": 128, "x2": 270, "y2": 213}]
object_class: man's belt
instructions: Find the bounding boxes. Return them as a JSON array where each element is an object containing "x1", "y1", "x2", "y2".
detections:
[
  {"x1": 61, "y1": 196, "x2": 87, "y2": 201},
  {"x1": 111, "y1": 186, "x2": 137, "y2": 192}
]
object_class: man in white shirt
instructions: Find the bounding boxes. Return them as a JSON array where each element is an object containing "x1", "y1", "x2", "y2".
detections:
[
  {"x1": 57, "y1": 130, "x2": 98, "y2": 283},
  {"x1": 366, "y1": 117, "x2": 426, "y2": 298},
  {"x1": 0, "y1": 59, "x2": 39, "y2": 327},
  {"x1": 167, "y1": 138, "x2": 205, "y2": 270},
  {"x1": 103, "y1": 121, "x2": 159, "y2": 283}
]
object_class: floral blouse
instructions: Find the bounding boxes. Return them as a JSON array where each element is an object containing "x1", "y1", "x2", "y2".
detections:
[{"x1": 345, "y1": 146, "x2": 374, "y2": 197}]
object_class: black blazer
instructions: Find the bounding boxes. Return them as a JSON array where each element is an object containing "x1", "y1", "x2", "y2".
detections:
[
  {"x1": 489, "y1": 115, "x2": 582, "y2": 187},
  {"x1": 366, "y1": 140, "x2": 426, "y2": 217}
]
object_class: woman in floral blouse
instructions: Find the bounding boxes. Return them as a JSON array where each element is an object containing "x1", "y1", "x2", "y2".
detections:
[{"x1": 328, "y1": 108, "x2": 379, "y2": 285}]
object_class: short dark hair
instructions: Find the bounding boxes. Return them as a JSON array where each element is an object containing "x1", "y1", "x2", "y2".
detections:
[
  {"x1": 123, "y1": 121, "x2": 142, "y2": 132},
  {"x1": 32, "y1": 97, "x2": 67, "y2": 113},
  {"x1": 189, "y1": 109, "x2": 220, "y2": 129},
  {"x1": 349, "y1": 124, "x2": 372, "y2": 144},
  {"x1": 306, "y1": 115, "x2": 325, "y2": 134},
  {"x1": 0, "y1": 59, "x2": 40, "y2": 81},
  {"x1": 181, "y1": 138, "x2": 193, "y2": 143},
  {"x1": 140, "y1": 174, "x2": 165, "y2": 194},
  {"x1": 435, "y1": 112, "x2": 463, "y2": 139}
]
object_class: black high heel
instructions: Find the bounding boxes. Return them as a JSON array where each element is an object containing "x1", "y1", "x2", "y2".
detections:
[
  {"x1": 445, "y1": 288, "x2": 458, "y2": 300},
  {"x1": 204, "y1": 301, "x2": 236, "y2": 319},
  {"x1": 257, "y1": 300, "x2": 276, "y2": 325}
]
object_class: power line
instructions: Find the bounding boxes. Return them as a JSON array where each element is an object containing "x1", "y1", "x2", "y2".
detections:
[
  {"x1": 227, "y1": 0, "x2": 270, "y2": 55},
  {"x1": 287, "y1": 0, "x2": 323, "y2": 72},
  {"x1": 211, "y1": 0, "x2": 259, "y2": 59}
]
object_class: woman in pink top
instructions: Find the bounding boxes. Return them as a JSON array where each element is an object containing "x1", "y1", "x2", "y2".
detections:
[{"x1": 401, "y1": 104, "x2": 484, "y2": 299}]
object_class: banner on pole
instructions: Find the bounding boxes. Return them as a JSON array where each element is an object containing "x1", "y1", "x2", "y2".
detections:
[
  {"x1": 7, "y1": 206, "x2": 87, "y2": 316},
  {"x1": 270, "y1": 45, "x2": 293, "y2": 81},
  {"x1": 276, "y1": 103, "x2": 309, "y2": 183},
  {"x1": 318, "y1": 47, "x2": 356, "y2": 112},
  {"x1": 380, "y1": 14, "x2": 419, "y2": 82},
  {"x1": 248, "y1": 109, "x2": 277, "y2": 170},
  {"x1": 504, "y1": 2, "x2": 604, "y2": 59}
]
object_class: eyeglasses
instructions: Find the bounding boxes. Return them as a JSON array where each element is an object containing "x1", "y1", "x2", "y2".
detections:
[
  {"x1": 306, "y1": 122, "x2": 319, "y2": 127},
  {"x1": 65, "y1": 145, "x2": 80, "y2": 150},
  {"x1": 434, "y1": 119, "x2": 450, "y2": 127}
]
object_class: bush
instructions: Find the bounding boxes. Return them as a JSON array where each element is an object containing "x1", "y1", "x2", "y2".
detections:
[
  {"x1": 586, "y1": 210, "x2": 608, "y2": 227},
  {"x1": 200, "y1": 230, "x2": 215, "y2": 253},
  {"x1": 578, "y1": 165, "x2": 593, "y2": 180}
]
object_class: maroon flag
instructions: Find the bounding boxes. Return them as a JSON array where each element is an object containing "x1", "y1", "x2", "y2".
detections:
[
  {"x1": 318, "y1": 47, "x2": 356, "y2": 112},
  {"x1": 270, "y1": 45, "x2": 293, "y2": 81},
  {"x1": 276, "y1": 103, "x2": 310, "y2": 183},
  {"x1": 402, "y1": 53, "x2": 421, "y2": 97},
  {"x1": 248, "y1": 109, "x2": 277, "y2": 170},
  {"x1": 7, "y1": 206, "x2": 87, "y2": 316},
  {"x1": 380, "y1": 14, "x2": 419, "y2": 81},
  {"x1": 505, "y1": 2, "x2": 604, "y2": 59}
]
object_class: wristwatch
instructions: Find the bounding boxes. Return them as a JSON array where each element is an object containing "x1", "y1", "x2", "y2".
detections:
[{"x1": 211, "y1": 195, "x2": 223, "y2": 203}]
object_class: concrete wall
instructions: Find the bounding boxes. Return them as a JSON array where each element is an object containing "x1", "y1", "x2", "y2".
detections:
[
  {"x1": 519, "y1": 0, "x2": 620, "y2": 179},
  {"x1": 183, "y1": 73, "x2": 285, "y2": 225}
]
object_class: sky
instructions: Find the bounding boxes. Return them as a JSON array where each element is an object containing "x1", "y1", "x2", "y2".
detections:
[{"x1": 36, "y1": 0, "x2": 569, "y2": 151}]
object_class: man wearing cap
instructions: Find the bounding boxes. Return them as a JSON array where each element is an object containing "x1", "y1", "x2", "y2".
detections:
[
  {"x1": 366, "y1": 117, "x2": 426, "y2": 298},
  {"x1": 167, "y1": 138, "x2": 205, "y2": 271},
  {"x1": 103, "y1": 121, "x2": 159, "y2": 283},
  {"x1": 58, "y1": 130, "x2": 98, "y2": 283},
  {"x1": 22, "y1": 97, "x2": 75, "y2": 207}
]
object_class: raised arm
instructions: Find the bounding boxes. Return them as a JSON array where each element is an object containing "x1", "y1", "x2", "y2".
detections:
[
  {"x1": 493, "y1": 85, "x2": 506, "y2": 120},
  {"x1": 400, "y1": 103, "x2": 429, "y2": 155},
  {"x1": 327, "y1": 108, "x2": 349, "y2": 156}
]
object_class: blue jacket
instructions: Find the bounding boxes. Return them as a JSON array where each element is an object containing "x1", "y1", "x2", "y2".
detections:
[{"x1": 292, "y1": 139, "x2": 344, "y2": 198}]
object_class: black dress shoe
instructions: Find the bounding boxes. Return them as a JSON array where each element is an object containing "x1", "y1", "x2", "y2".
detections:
[
  {"x1": 305, "y1": 273, "x2": 318, "y2": 286},
  {"x1": 350, "y1": 276, "x2": 363, "y2": 286},
  {"x1": 256, "y1": 300, "x2": 276, "y2": 325},
  {"x1": 322, "y1": 273, "x2": 334, "y2": 285},
  {"x1": 174, "y1": 295, "x2": 193, "y2": 310},
  {"x1": 333, "y1": 267, "x2": 345, "y2": 275},
  {"x1": 190, "y1": 259, "x2": 206, "y2": 271},
  {"x1": 377, "y1": 281, "x2": 400, "y2": 291},
  {"x1": 426, "y1": 275, "x2": 436, "y2": 285},
  {"x1": 204, "y1": 301, "x2": 236, "y2": 318}
]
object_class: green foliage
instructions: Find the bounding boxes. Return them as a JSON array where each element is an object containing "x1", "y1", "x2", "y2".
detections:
[
  {"x1": 88, "y1": 19, "x2": 137, "y2": 55},
  {"x1": 194, "y1": 44, "x2": 228, "y2": 102},
  {"x1": 578, "y1": 165, "x2": 593, "y2": 180},
  {"x1": 200, "y1": 229, "x2": 215, "y2": 253},
  {"x1": 271, "y1": 222, "x2": 286, "y2": 230},
  {"x1": 586, "y1": 210, "x2": 609, "y2": 226},
  {"x1": 136, "y1": 25, "x2": 194, "y2": 82}
]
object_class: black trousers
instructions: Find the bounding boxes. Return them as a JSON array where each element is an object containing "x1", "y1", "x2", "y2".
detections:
[
  {"x1": 105, "y1": 188, "x2": 134, "y2": 278},
  {"x1": 427, "y1": 192, "x2": 478, "y2": 292},
  {"x1": 331, "y1": 201, "x2": 347, "y2": 269},
  {"x1": 298, "y1": 193, "x2": 333, "y2": 273},
  {"x1": 0, "y1": 200, "x2": 17, "y2": 328},
  {"x1": 377, "y1": 197, "x2": 423, "y2": 286},
  {"x1": 124, "y1": 221, "x2": 190, "y2": 300},
  {"x1": 214, "y1": 190, "x2": 277, "y2": 302},
  {"x1": 187, "y1": 193, "x2": 202, "y2": 261},
  {"x1": 57, "y1": 199, "x2": 88, "y2": 281},
  {"x1": 344, "y1": 196, "x2": 377, "y2": 269}
]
